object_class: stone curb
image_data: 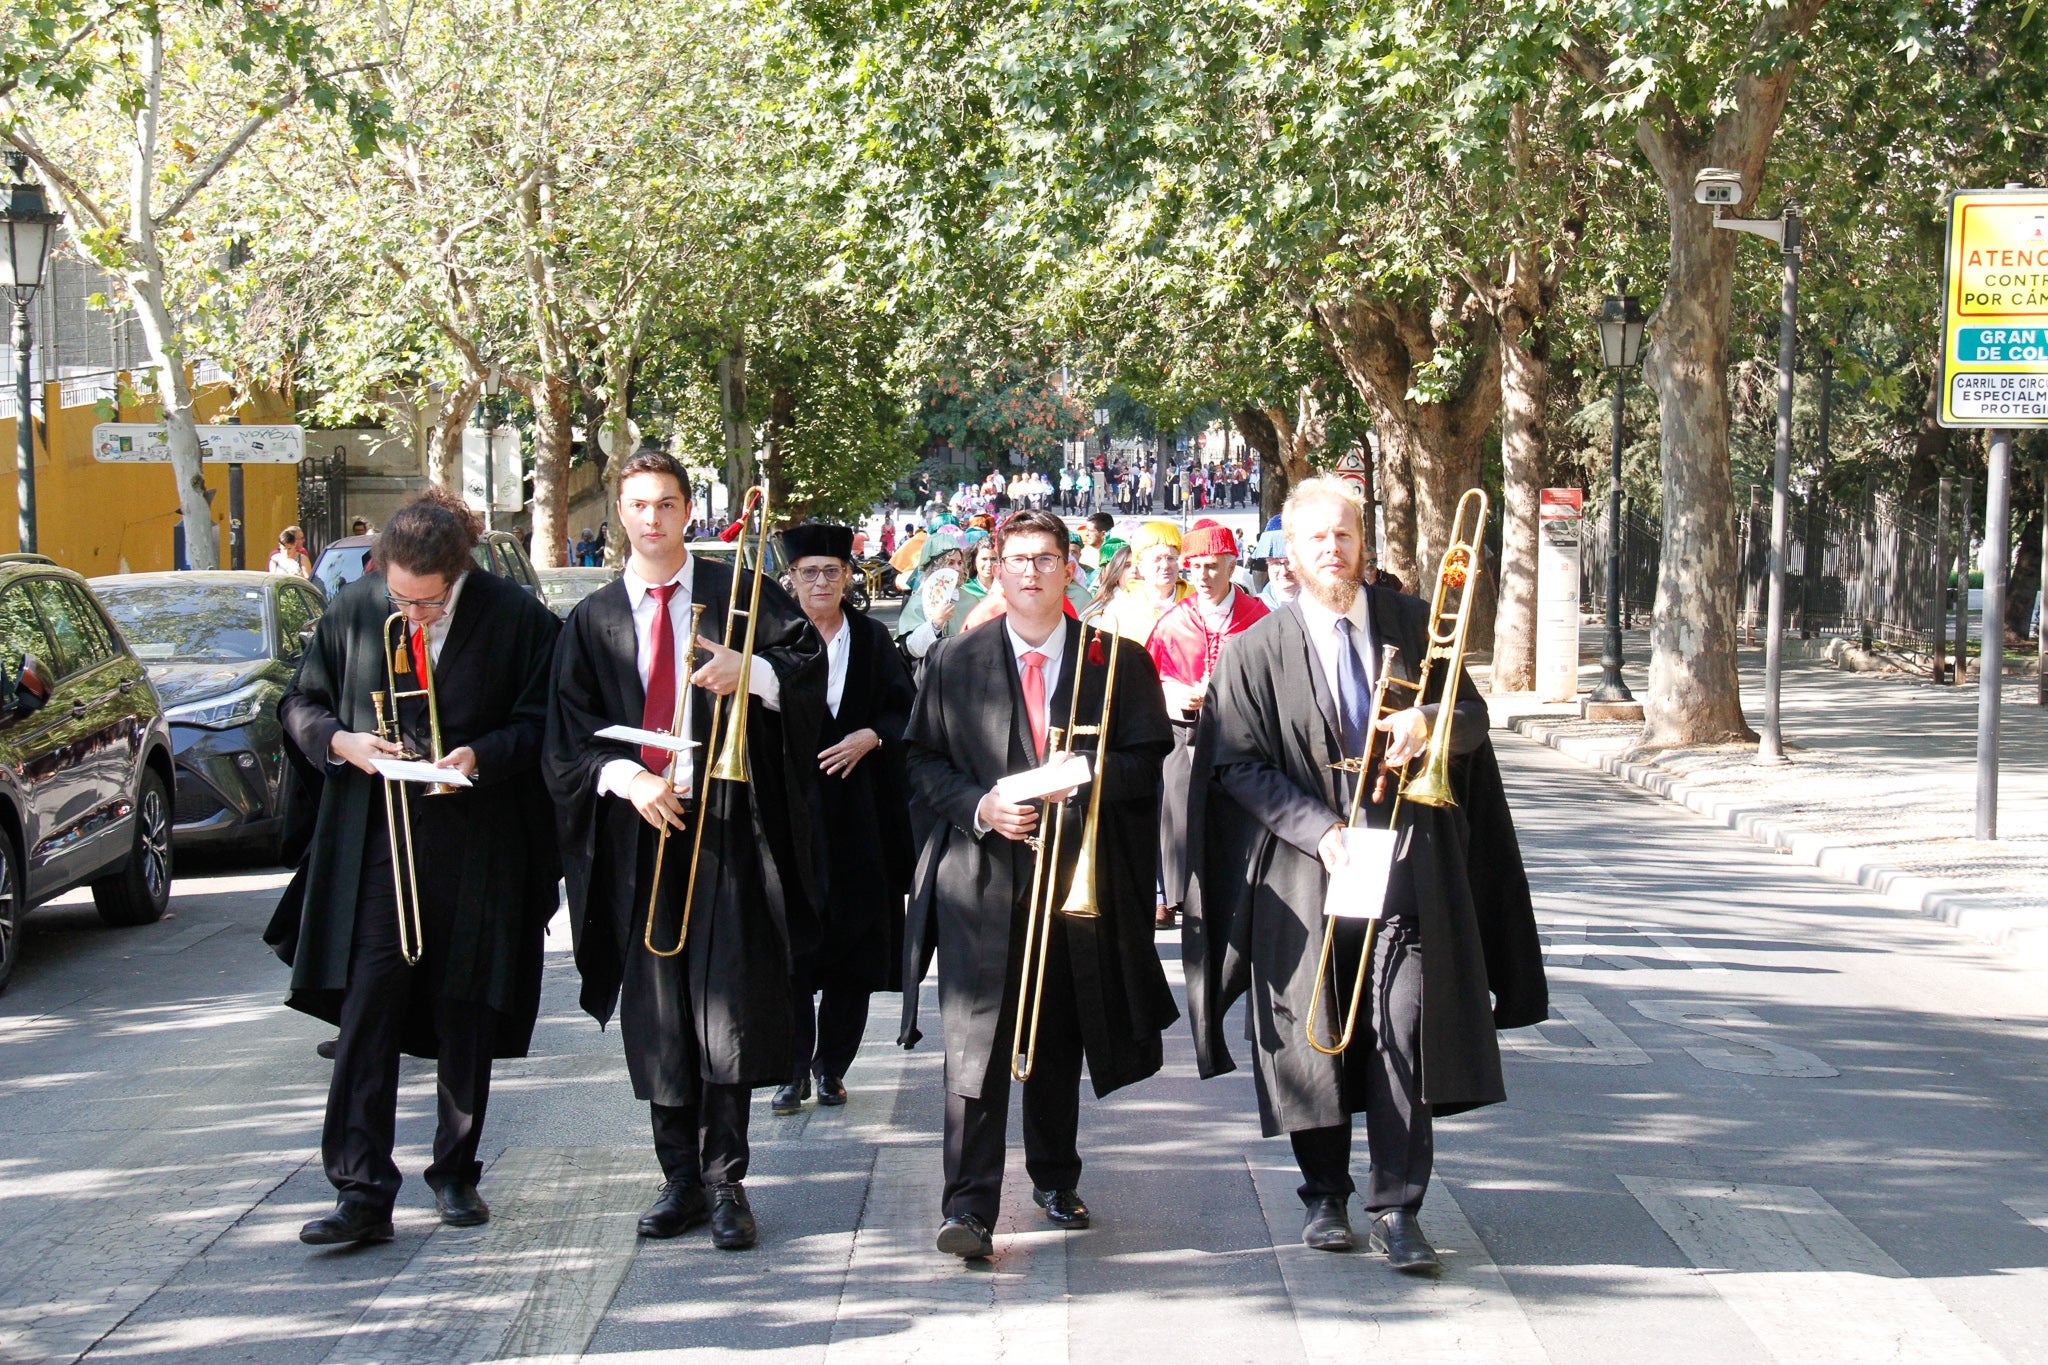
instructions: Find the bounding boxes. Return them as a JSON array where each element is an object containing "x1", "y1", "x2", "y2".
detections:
[{"x1": 1498, "y1": 711, "x2": 2048, "y2": 972}]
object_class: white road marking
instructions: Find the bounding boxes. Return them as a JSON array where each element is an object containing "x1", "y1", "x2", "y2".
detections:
[
  {"x1": 824, "y1": 1145, "x2": 1069, "y2": 1364},
  {"x1": 1622, "y1": 1177, "x2": 2006, "y2": 1364},
  {"x1": 1248, "y1": 1164, "x2": 1547, "y2": 1364},
  {"x1": 321, "y1": 1146, "x2": 647, "y2": 1365},
  {"x1": 2005, "y1": 1197, "x2": 2048, "y2": 1234},
  {"x1": 1640, "y1": 929, "x2": 1731, "y2": 974},
  {"x1": 1500, "y1": 992, "x2": 1651, "y2": 1066},
  {"x1": 1628, "y1": 1001, "x2": 1839, "y2": 1078},
  {"x1": 1538, "y1": 918, "x2": 1585, "y2": 967}
]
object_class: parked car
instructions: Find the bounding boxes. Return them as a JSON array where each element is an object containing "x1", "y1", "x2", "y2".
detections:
[
  {"x1": 312, "y1": 528, "x2": 542, "y2": 599},
  {"x1": 0, "y1": 554, "x2": 176, "y2": 992},
  {"x1": 688, "y1": 535, "x2": 787, "y2": 580},
  {"x1": 537, "y1": 566, "x2": 617, "y2": 618},
  {"x1": 91, "y1": 572, "x2": 327, "y2": 857}
]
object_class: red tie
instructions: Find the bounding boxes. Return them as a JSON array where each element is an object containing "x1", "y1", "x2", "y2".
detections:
[
  {"x1": 640, "y1": 583, "x2": 681, "y2": 777},
  {"x1": 1021, "y1": 650, "x2": 1048, "y2": 761},
  {"x1": 410, "y1": 626, "x2": 430, "y2": 690}
]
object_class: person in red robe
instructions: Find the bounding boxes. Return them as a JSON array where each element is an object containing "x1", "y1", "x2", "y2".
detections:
[{"x1": 1145, "y1": 519, "x2": 1268, "y2": 926}]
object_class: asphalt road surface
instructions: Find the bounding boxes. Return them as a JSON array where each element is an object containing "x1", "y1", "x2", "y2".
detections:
[{"x1": 3, "y1": 734, "x2": 2045, "y2": 1364}]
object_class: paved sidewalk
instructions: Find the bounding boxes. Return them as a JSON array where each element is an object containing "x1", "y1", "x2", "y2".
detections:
[{"x1": 1481, "y1": 629, "x2": 2048, "y2": 968}]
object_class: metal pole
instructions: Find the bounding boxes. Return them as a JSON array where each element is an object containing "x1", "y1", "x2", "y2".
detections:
[
  {"x1": 1933, "y1": 476, "x2": 1952, "y2": 683},
  {"x1": 228, "y1": 462, "x2": 244, "y2": 568},
  {"x1": 12, "y1": 297, "x2": 34, "y2": 554},
  {"x1": 1801, "y1": 354, "x2": 1831, "y2": 639},
  {"x1": 1976, "y1": 430, "x2": 2012, "y2": 839},
  {"x1": 1758, "y1": 210, "x2": 1800, "y2": 763},
  {"x1": 484, "y1": 400, "x2": 497, "y2": 533},
  {"x1": 1592, "y1": 365, "x2": 1632, "y2": 701}
]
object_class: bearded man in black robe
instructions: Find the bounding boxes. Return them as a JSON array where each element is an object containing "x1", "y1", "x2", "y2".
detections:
[
  {"x1": 267, "y1": 489, "x2": 562, "y2": 1245},
  {"x1": 771, "y1": 523, "x2": 915, "y2": 1117},
  {"x1": 902, "y1": 508, "x2": 1178, "y2": 1260},
  {"x1": 544, "y1": 451, "x2": 824, "y2": 1252},
  {"x1": 1182, "y1": 475, "x2": 1546, "y2": 1274}
]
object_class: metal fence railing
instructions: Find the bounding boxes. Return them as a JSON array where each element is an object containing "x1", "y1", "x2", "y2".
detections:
[{"x1": 1579, "y1": 488, "x2": 1954, "y2": 652}]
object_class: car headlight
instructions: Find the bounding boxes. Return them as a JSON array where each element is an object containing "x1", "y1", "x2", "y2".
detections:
[{"x1": 164, "y1": 682, "x2": 269, "y2": 730}]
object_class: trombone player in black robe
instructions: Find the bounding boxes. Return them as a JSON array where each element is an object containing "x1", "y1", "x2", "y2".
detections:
[
  {"x1": 902, "y1": 508, "x2": 1178, "y2": 1260},
  {"x1": 544, "y1": 449, "x2": 824, "y2": 1251},
  {"x1": 267, "y1": 489, "x2": 562, "y2": 1245},
  {"x1": 773, "y1": 522, "x2": 915, "y2": 1116},
  {"x1": 1182, "y1": 475, "x2": 1546, "y2": 1274}
]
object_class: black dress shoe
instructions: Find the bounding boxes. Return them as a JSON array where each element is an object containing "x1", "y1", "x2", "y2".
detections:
[
  {"x1": 316, "y1": 1038, "x2": 338, "y2": 1060},
  {"x1": 1369, "y1": 1209, "x2": 1441, "y2": 1274},
  {"x1": 300, "y1": 1200, "x2": 394, "y2": 1246},
  {"x1": 1031, "y1": 1187, "x2": 1090, "y2": 1229},
  {"x1": 709, "y1": 1183, "x2": 756, "y2": 1250},
  {"x1": 433, "y1": 1181, "x2": 490, "y2": 1227},
  {"x1": 772, "y1": 1078, "x2": 810, "y2": 1115},
  {"x1": 935, "y1": 1213, "x2": 994, "y2": 1259},
  {"x1": 816, "y1": 1074, "x2": 847, "y2": 1106},
  {"x1": 638, "y1": 1180, "x2": 709, "y2": 1239},
  {"x1": 1302, "y1": 1195, "x2": 1354, "y2": 1252}
]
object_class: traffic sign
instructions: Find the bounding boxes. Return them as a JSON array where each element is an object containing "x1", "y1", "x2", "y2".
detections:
[
  {"x1": 1939, "y1": 187, "x2": 2048, "y2": 428},
  {"x1": 92, "y1": 422, "x2": 305, "y2": 464}
]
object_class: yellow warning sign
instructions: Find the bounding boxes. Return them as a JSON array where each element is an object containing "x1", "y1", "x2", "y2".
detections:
[{"x1": 1941, "y1": 187, "x2": 2048, "y2": 427}]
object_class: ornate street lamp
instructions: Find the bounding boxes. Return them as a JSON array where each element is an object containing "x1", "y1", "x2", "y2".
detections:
[
  {"x1": 2, "y1": 151, "x2": 62, "y2": 555},
  {"x1": 1591, "y1": 284, "x2": 1646, "y2": 703}
]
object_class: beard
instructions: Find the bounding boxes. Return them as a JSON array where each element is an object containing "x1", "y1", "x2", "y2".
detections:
[{"x1": 1295, "y1": 553, "x2": 1361, "y2": 613}]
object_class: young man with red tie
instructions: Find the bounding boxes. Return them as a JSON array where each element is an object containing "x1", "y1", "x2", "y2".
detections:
[
  {"x1": 270, "y1": 489, "x2": 562, "y2": 1245},
  {"x1": 900, "y1": 508, "x2": 1177, "y2": 1259},
  {"x1": 544, "y1": 450, "x2": 825, "y2": 1251}
]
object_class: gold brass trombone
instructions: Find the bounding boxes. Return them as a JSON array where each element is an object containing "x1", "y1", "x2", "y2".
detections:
[
  {"x1": 1305, "y1": 487, "x2": 1490, "y2": 1056},
  {"x1": 1012, "y1": 623, "x2": 1119, "y2": 1083},
  {"x1": 371, "y1": 610, "x2": 455, "y2": 968},
  {"x1": 645, "y1": 484, "x2": 770, "y2": 957}
]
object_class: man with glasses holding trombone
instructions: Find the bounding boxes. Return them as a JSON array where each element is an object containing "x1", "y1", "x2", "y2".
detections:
[
  {"x1": 901, "y1": 509, "x2": 1176, "y2": 1260},
  {"x1": 267, "y1": 489, "x2": 562, "y2": 1246}
]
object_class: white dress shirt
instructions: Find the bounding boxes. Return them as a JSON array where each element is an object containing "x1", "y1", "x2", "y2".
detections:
[
  {"x1": 1295, "y1": 586, "x2": 1379, "y2": 707},
  {"x1": 413, "y1": 569, "x2": 467, "y2": 664},
  {"x1": 971, "y1": 619, "x2": 1069, "y2": 835},
  {"x1": 820, "y1": 612, "x2": 851, "y2": 717},
  {"x1": 597, "y1": 554, "x2": 783, "y2": 801}
]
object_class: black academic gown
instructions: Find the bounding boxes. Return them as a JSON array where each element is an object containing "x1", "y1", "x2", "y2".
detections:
[
  {"x1": 543, "y1": 556, "x2": 825, "y2": 1097},
  {"x1": 264, "y1": 569, "x2": 562, "y2": 1059},
  {"x1": 900, "y1": 618, "x2": 1179, "y2": 1101},
  {"x1": 1181, "y1": 586, "x2": 1547, "y2": 1137},
  {"x1": 800, "y1": 608, "x2": 915, "y2": 994}
]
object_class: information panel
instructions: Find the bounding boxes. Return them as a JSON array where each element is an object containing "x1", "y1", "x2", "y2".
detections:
[
  {"x1": 1939, "y1": 187, "x2": 2048, "y2": 428},
  {"x1": 1535, "y1": 488, "x2": 1584, "y2": 703}
]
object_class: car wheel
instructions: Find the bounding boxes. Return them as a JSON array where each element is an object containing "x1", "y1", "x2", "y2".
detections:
[
  {"x1": 92, "y1": 768, "x2": 173, "y2": 927},
  {"x1": 0, "y1": 832, "x2": 21, "y2": 994}
]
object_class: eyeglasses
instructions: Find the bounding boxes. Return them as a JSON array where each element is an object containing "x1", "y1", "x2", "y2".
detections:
[
  {"x1": 385, "y1": 589, "x2": 451, "y2": 611},
  {"x1": 792, "y1": 565, "x2": 846, "y2": 584},
  {"x1": 1001, "y1": 553, "x2": 1065, "y2": 574}
]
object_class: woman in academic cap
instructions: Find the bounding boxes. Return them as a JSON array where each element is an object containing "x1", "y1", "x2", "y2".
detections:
[{"x1": 773, "y1": 523, "x2": 915, "y2": 1115}]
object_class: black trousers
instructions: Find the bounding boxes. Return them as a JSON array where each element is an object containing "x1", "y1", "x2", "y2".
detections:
[
  {"x1": 942, "y1": 917, "x2": 1084, "y2": 1225},
  {"x1": 651, "y1": 1086, "x2": 751, "y2": 1187},
  {"x1": 791, "y1": 986, "x2": 871, "y2": 1084},
  {"x1": 323, "y1": 822, "x2": 494, "y2": 1212},
  {"x1": 1290, "y1": 915, "x2": 1431, "y2": 1215}
]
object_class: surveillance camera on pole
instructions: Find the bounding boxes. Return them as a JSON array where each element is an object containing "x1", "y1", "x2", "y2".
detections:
[{"x1": 1700, "y1": 164, "x2": 1804, "y2": 763}]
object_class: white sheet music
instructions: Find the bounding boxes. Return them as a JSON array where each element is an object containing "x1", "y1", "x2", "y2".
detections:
[
  {"x1": 370, "y1": 758, "x2": 474, "y2": 788},
  {"x1": 594, "y1": 724, "x2": 700, "y2": 754},
  {"x1": 1323, "y1": 826, "x2": 1396, "y2": 919},
  {"x1": 995, "y1": 752, "x2": 1092, "y2": 803}
]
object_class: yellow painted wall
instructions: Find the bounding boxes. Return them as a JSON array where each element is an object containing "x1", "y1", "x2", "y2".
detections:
[{"x1": 0, "y1": 381, "x2": 300, "y2": 574}]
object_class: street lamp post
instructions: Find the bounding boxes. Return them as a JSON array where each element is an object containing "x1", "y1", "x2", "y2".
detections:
[
  {"x1": 1591, "y1": 285, "x2": 1646, "y2": 703},
  {"x1": 483, "y1": 366, "x2": 502, "y2": 532},
  {"x1": 2, "y1": 152, "x2": 61, "y2": 556}
]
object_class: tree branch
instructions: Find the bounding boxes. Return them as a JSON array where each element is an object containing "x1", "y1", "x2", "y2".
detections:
[{"x1": 157, "y1": 62, "x2": 385, "y2": 223}]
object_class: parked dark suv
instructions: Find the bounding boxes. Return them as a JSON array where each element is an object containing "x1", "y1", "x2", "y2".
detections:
[
  {"x1": 92, "y1": 571, "x2": 326, "y2": 855},
  {"x1": 0, "y1": 555, "x2": 177, "y2": 992}
]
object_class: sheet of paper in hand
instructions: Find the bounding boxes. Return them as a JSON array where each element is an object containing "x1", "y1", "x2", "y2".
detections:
[
  {"x1": 994, "y1": 752, "x2": 1092, "y2": 804},
  {"x1": 1323, "y1": 826, "x2": 1397, "y2": 920},
  {"x1": 370, "y1": 758, "x2": 475, "y2": 788},
  {"x1": 595, "y1": 724, "x2": 701, "y2": 753}
]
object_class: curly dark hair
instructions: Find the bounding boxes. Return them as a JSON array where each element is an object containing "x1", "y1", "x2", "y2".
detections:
[{"x1": 374, "y1": 487, "x2": 481, "y2": 584}]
